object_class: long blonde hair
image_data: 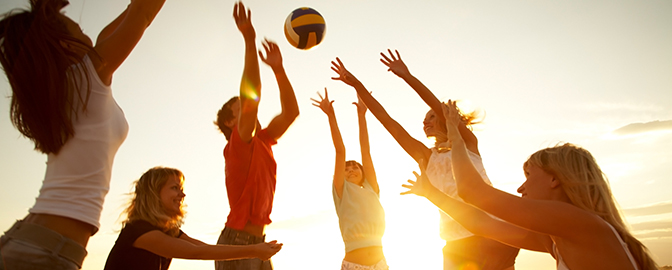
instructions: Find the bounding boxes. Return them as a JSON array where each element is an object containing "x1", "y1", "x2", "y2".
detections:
[
  {"x1": 525, "y1": 143, "x2": 658, "y2": 269},
  {"x1": 123, "y1": 167, "x2": 185, "y2": 237}
]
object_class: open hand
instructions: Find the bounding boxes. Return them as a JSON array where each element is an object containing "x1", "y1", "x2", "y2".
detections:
[
  {"x1": 380, "y1": 49, "x2": 410, "y2": 78},
  {"x1": 401, "y1": 159, "x2": 435, "y2": 198},
  {"x1": 353, "y1": 93, "x2": 368, "y2": 115},
  {"x1": 255, "y1": 240, "x2": 282, "y2": 261},
  {"x1": 259, "y1": 38, "x2": 282, "y2": 70},
  {"x1": 233, "y1": 1, "x2": 255, "y2": 40},
  {"x1": 331, "y1": 57, "x2": 361, "y2": 87},
  {"x1": 441, "y1": 100, "x2": 462, "y2": 141},
  {"x1": 311, "y1": 88, "x2": 335, "y2": 116}
]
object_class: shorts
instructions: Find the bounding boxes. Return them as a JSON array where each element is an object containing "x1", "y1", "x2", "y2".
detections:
[
  {"x1": 341, "y1": 258, "x2": 389, "y2": 270},
  {"x1": 0, "y1": 220, "x2": 85, "y2": 270},
  {"x1": 214, "y1": 227, "x2": 272, "y2": 270}
]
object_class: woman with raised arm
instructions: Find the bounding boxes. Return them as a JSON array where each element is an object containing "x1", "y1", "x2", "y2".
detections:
[
  {"x1": 331, "y1": 55, "x2": 519, "y2": 270},
  {"x1": 0, "y1": 0, "x2": 166, "y2": 268},
  {"x1": 103, "y1": 167, "x2": 282, "y2": 270},
  {"x1": 402, "y1": 101, "x2": 658, "y2": 270},
  {"x1": 311, "y1": 88, "x2": 388, "y2": 270}
]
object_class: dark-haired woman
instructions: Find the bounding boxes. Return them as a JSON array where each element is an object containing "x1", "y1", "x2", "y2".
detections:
[
  {"x1": 0, "y1": 0, "x2": 167, "y2": 269},
  {"x1": 312, "y1": 89, "x2": 388, "y2": 270}
]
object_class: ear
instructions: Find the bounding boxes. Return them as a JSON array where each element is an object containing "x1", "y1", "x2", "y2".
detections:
[
  {"x1": 224, "y1": 118, "x2": 236, "y2": 129},
  {"x1": 549, "y1": 176, "x2": 561, "y2": 189}
]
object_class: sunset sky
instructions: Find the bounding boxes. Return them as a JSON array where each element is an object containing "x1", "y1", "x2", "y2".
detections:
[{"x1": 1, "y1": 0, "x2": 670, "y2": 269}]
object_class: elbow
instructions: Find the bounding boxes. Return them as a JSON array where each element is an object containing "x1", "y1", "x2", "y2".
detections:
[{"x1": 457, "y1": 185, "x2": 477, "y2": 204}]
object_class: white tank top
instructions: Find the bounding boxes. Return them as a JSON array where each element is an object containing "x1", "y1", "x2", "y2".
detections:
[
  {"x1": 426, "y1": 148, "x2": 493, "y2": 241},
  {"x1": 555, "y1": 221, "x2": 639, "y2": 270},
  {"x1": 29, "y1": 55, "x2": 129, "y2": 231}
]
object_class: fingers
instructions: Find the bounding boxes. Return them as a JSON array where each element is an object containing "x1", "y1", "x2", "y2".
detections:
[
  {"x1": 395, "y1": 49, "x2": 401, "y2": 60},
  {"x1": 323, "y1": 87, "x2": 329, "y2": 99},
  {"x1": 387, "y1": 49, "x2": 396, "y2": 60},
  {"x1": 413, "y1": 171, "x2": 420, "y2": 178}
]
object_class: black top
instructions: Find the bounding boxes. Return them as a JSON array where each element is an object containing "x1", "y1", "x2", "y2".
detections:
[{"x1": 104, "y1": 220, "x2": 184, "y2": 270}]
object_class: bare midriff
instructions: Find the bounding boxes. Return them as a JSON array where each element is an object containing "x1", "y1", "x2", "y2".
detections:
[
  {"x1": 343, "y1": 246, "x2": 385, "y2": 266},
  {"x1": 241, "y1": 221, "x2": 266, "y2": 237},
  {"x1": 24, "y1": 213, "x2": 95, "y2": 248}
]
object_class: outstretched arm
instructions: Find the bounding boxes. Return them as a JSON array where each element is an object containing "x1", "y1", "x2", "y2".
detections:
[
  {"x1": 331, "y1": 57, "x2": 431, "y2": 163},
  {"x1": 354, "y1": 95, "x2": 379, "y2": 193},
  {"x1": 311, "y1": 88, "x2": 346, "y2": 198},
  {"x1": 233, "y1": 2, "x2": 261, "y2": 143},
  {"x1": 380, "y1": 50, "x2": 479, "y2": 154},
  {"x1": 402, "y1": 162, "x2": 550, "y2": 253},
  {"x1": 262, "y1": 39, "x2": 299, "y2": 141},
  {"x1": 93, "y1": 0, "x2": 166, "y2": 85},
  {"x1": 442, "y1": 102, "x2": 601, "y2": 239},
  {"x1": 133, "y1": 230, "x2": 282, "y2": 261}
]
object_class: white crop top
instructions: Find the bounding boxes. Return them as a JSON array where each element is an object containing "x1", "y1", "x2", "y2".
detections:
[
  {"x1": 426, "y1": 148, "x2": 493, "y2": 241},
  {"x1": 29, "y1": 55, "x2": 129, "y2": 231},
  {"x1": 333, "y1": 180, "x2": 386, "y2": 253}
]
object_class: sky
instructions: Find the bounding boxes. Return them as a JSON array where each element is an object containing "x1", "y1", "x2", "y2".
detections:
[{"x1": 0, "y1": 0, "x2": 671, "y2": 269}]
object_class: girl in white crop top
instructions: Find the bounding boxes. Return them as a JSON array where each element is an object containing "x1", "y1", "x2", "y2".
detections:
[
  {"x1": 403, "y1": 102, "x2": 659, "y2": 270},
  {"x1": 313, "y1": 89, "x2": 388, "y2": 269},
  {"x1": 0, "y1": 0, "x2": 167, "y2": 268}
]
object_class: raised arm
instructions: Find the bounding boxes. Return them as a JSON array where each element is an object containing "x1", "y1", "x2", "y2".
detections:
[
  {"x1": 354, "y1": 94, "x2": 379, "y2": 194},
  {"x1": 262, "y1": 39, "x2": 299, "y2": 141},
  {"x1": 331, "y1": 57, "x2": 431, "y2": 163},
  {"x1": 442, "y1": 102, "x2": 600, "y2": 239},
  {"x1": 134, "y1": 230, "x2": 282, "y2": 260},
  {"x1": 311, "y1": 88, "x2": 346, "y2": 198},
  {"x1": 93, "y1": 0, "x2": 166, "y2": 85},
  {"x1": 233, "y1": 2, "x2": 261, "y2": 143},
  {"x1": 380, "y1": 50, "x2": 479, "y2": 155},
  {"x1": 401, "y1": 163, "x2": 551, "y2": 253}
]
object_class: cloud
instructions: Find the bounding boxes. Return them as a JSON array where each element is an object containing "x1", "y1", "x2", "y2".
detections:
[
  {"x1": 623, "y1": 201, "x2": 672, "y2": 217},
  {"x1": 611, "y1": 120, "x2": 672, "y2": 136},
  {"x1": 630, "y1": 220, "x2": 672, "y2": 232}
]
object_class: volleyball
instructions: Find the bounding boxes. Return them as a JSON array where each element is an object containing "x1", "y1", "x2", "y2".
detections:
[{"x1": 284, "y1": 7, "x2": 326, "y2": 50}]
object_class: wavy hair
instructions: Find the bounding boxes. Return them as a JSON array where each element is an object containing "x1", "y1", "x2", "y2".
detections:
[
  {"x1": 525, "y1": 143, "x2": 658, "y2": 270},
  {"x1": 123, "y1": 167, "x2": 186, "y2": 237},
  {"x1": 0, "y1": 0, "x2": 94, "y2": 154}
]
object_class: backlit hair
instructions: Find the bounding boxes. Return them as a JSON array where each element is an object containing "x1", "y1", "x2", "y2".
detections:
[
  {"x1": 214, "y1": 96, "x2": 239, "y2": 140},
  {"x1": 525, "y1": 143, "x2": 658, "y2": 269},
  {"x1": 123, "y1": 167, "x2": 186, "y2": 237},
  {"x1": 0, "y1": 0, "x2": 95, "y2": 154}
]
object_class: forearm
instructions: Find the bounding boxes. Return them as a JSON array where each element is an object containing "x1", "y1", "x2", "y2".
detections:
[
  {"x1": 273, "y1": 67, "x2": 299, "y2": 120},
  {"x1": 451, "y1": 133, "x2": 488, "y2": 202},
  {"x1": 179, "y1": 244, "x2": 258, "y2": 260},
  {"x1": 402, "y1": 74, "x2": 443, "y2": 113},
  {"x1": 358, "y1": 112, "x2": 371, "y2": 162},
  {"x1": 240, "y1": 37, "x2": 261, "y2": 103},
  {"x1": 328, "y1": 114, "x2": 345, "y2": 153},
  {"x1": 425, "y1": 185, "x2": 494, "y2": 236}
]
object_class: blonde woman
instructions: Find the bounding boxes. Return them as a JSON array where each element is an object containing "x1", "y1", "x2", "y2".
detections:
[
  {"x1": 103, "y1": 167, "x2": 282, "y2": 270},
  {"x1": 402, "y1": 101, "x2": 658, "y2": 270}
]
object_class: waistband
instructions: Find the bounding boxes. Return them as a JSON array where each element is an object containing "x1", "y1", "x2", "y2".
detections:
[
  {"x1": 222, "y1": 227, "x2": 266, "y2": 244},
  {"x1": 2, "y1": 220, "x2": 87, "y2": 268}
]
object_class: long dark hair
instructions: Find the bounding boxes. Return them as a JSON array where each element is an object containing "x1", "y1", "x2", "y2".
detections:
[{"x1": 0, "y1": 0, "x2": 94, "y2": 154}]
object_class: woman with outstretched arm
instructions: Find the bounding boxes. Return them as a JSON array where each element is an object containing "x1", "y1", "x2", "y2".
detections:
[{"x1": 402, "y1": 101, "x2": 658, "y2": 270}]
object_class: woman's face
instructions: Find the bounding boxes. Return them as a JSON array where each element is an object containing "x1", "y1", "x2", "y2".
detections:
[
  {"x1": 517, "y1": 164, "x2": 555, "y2": 200},
  {"x1": 423, "y1": 109, "x2": 438, "y2": 138},
  {"x1": 160, "y1": 175, "x2": 185, "y2": 216},
  {"x1": 345, "y1": 164, "x2": 364, "y2": 185}
]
